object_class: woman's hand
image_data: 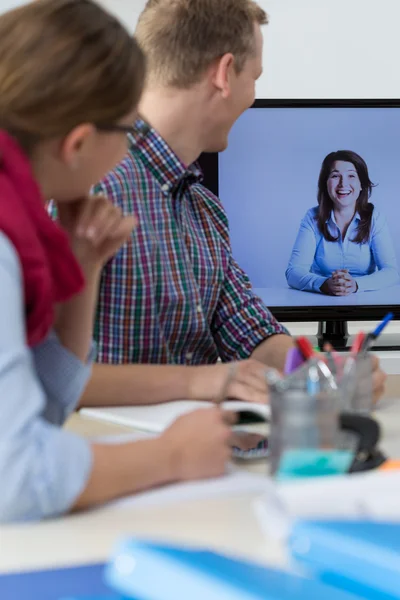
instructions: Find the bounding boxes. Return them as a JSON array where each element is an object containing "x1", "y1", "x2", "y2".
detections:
[
  {"x1": 56, "y1": 194, "x2": 136, "y2": 273},
  {"x1": 321, "y1": 270, "x2": 358, "y2": 296},
  {"x1": 332, "y1": 269, "x2": 358, "y2": 294},
  {"x1": 161, "y1": 408, "x2": 236, "y2": 481}
]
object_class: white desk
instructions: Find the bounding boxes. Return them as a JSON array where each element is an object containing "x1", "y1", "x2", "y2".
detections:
[{"x1": 1, "y1": 401, "x2": 399, "y2": 575}]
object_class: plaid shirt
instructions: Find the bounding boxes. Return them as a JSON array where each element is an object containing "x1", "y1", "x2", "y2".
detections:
[{"x1": 93, "y1": 120, "x2": 287, "y2": 365}]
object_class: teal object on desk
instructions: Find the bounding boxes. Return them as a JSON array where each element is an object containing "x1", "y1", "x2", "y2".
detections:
[
  {"x1": 276, "y1": 449, "x2": 354, "y2": 480},
  {"x1": 290, "y1": 520, "x2": 400, "y2": 599},
  {"x1": 104, "y1": 538, "x2": 366, "y2": 600}
]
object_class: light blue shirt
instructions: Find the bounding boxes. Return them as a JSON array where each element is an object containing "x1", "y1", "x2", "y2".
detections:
[
  {"x1": 0, "y1": 232, "x2": 93, "y2": 523},
  {"x1": 286, "y1": 207, "x2": 400, "y2": 293}
]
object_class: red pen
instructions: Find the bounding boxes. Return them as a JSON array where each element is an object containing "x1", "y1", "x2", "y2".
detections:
[
  {"x1": 296, "y1": 336, "x2": 318, "y2": 361},
  {"x1": 351, "y1": 331, "x2": 365, "y2": 355}
]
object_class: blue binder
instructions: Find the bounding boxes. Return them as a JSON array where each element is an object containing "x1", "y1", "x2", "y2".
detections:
[
  {"x1": 289, "y1": 520, "x2": 400, "y2": 599},
  {"x1": 104, "y1": 538, "x2": 364, "y2": 600},
  {"x1": 0, "y1": 562, "x2": 125, "y2": 600}
]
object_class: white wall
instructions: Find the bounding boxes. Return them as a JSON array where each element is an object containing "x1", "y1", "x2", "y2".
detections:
[
  {"x1": 96, "y1": 0, "x2": 142, "y2": 32},
  {"x1": 3, "y1": 0, "x2": 400, "y2": 98},
  {"x1": 98, "y1": 0, "x2": 400, "y2": 99},
  {"x1": 0, "y1": 0, "x2": 24, "y2": 9}
]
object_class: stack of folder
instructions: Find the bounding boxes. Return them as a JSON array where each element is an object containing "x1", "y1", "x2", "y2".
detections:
[{"x1": 2, "y1": 521, "x2": 399, "y2": 599}]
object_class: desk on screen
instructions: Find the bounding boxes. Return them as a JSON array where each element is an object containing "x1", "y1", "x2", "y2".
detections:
[{"x1": 253, "y1": 285, "x2": 400, "y2": 308}]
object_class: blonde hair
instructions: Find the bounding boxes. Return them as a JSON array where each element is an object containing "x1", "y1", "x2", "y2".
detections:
[
  {"x1": 0, "y1": 0, "x2": 145, "y2": 153},
  {"x1": 136, "y1": 0, "x2": 268, "y2": 88}
]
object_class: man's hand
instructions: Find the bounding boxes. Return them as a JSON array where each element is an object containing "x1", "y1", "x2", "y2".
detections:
[
  {"x1": 324, "y1": 343, "x2": 386, "y2": 404},
  {"x1": 371, "y1": 354, "x2": 386, "y2": 404},
  {"x1": 187, "y1": 359, "x2": 269, "y2": 404},
  {"x1": 57, "y1": 194, "x2": 136, "y2": 272}
]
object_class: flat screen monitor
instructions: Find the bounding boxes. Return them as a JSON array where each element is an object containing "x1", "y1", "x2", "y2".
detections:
[{"x1": 198, "y1": 100, "x2": 400, "y2": 348}]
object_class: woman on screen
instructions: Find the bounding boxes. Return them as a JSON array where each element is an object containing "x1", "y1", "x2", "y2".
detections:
[{"x1": 285, "y1": 150, "x2": 399, "y2": 295}]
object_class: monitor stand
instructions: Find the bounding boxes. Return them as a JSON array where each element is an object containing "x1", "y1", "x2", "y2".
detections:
[
  {"x1": 313, "y1": 320, "x2": 400, "y2": 351},
  {"x1": 316, "y1": 320, "x2": 349, "y2": 350}
]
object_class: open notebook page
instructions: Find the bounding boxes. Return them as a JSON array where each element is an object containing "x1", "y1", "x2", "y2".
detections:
[{"x1": 80, "y1": 400, "x2": 270, "y2": 434}]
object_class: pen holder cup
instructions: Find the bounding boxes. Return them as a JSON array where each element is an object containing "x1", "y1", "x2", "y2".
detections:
[
  {"x1": 267, "y1": 359, "x2": 350, "y2": 479},
  {"x1": 328, "y1": 352, "x2": 373, "y2": 415}
]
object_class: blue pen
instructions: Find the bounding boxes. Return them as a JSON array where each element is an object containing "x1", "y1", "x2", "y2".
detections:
[
  {"x1": 361, "y1": 312, "x2": 394, "y2": 353},
  {"x1": 306, "y1": 365, "x2": 320, "y2": 396}
]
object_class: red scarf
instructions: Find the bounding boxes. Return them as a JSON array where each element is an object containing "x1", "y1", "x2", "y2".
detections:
[{"x1": 0, "y1": 131, "x2": 85, "y2": 347}]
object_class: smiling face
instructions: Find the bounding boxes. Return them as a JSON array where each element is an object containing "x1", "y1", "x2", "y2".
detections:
[{"x1": 327, "y1": 160, "x2": 362, "y2": 210}]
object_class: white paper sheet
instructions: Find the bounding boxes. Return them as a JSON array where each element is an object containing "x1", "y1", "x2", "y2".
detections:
[
  {"x1": 254, "y1": 470, "x2": 400, "y2": 541},
  {"x1": 107, "y1": 465, "x2": 272, "y2": 510},
  {"x1": 81, "y1": 400, "x2": 269, "y2": 434}
]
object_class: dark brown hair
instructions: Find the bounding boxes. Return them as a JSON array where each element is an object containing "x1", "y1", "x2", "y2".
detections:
[
  {"x1": 0, "y1": 0, "x2": 146, "y2": 153},
  {"x1": 136, "y1": 0, "x2": 268, "y2": 88},
  {"x1": 317, "y1": 150, "x2": 375, "y2": 244}
]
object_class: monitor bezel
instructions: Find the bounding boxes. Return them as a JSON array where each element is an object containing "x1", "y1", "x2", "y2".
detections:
[{"x1": 198, "y1": 98, "x2": 400, "y2": 323}]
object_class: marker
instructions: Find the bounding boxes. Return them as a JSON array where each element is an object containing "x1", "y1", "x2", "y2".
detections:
[
  {"x1": 296, "y1": 337, "x2": 318, "y2": 361},
  {"x1": 284, "y1": 347, "x2": 305, "y2": 375},
  {"x1": 360, "y1": 312, "x2": 394, "y2": 353},
  {"x1": 307, "y1": 365, "x2": 320, "y2": 396},
  {"x1": 323, "y1": 342, "x2": 341, "y2": 365},
  {"x1": 350, "y1": 331, "x2": 365, "y2": 355},
  {"x1": 296, "y1": 337, "x2": 336, "y2": 386}
]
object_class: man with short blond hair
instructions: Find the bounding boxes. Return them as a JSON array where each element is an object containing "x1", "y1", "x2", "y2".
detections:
[
  {"x1": 136, "y1": 0, "x2": 268, "y2": 88},
  {"x1": 79, "y1": 0, "x2": 385, "y2": 408}
]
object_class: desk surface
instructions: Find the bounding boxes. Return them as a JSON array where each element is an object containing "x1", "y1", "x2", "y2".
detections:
[
  {"x1": 1, "y1": 400, "x2": 400, "y2": 575},
  {"x1": 254, "y1": 285, "x2": 400, "y2": 307}
]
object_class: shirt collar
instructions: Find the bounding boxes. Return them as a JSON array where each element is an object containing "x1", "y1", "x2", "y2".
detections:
[
  {"x1": 128, "y1": 118, "x2": 203, "y2": 194},
  {"x1": 327, "y1": 210, "x2": 361, "y2": 225}
]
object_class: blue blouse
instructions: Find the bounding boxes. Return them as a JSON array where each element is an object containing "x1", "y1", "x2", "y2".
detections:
[
  {"x1": 0, "y1": 232, "x2": 93, "y2": 523},
  {"x1": 286, "y1": 207, "x2": 400, "y2": 293}
]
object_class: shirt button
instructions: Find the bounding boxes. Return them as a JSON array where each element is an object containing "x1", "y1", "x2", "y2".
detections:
[
  {"x1": 186, "y1": 352, "x2": 193, "y2": 361},
  {"x1": 161, "y1": 183, "x2": 169, "y2": 193},
  {"x1": 196, "y1": 304, "x2": 202, "y2": 313}
]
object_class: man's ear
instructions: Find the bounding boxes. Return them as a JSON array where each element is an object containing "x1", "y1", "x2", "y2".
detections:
[
  {"x1": 59, "y1": 124, "x2": 95, "y2": 170},
  {"x1": 211, "y1": 53, "x2": 235, "y2": 99}
]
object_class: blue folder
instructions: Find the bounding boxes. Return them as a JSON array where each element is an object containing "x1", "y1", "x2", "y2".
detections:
[
  {"x1": 289, "y1": 520, "x2": 400, "y2": 599},
  {"x1": 103, "y1": 538, "x2": 364, "y2": 600},
  {"x1": 0, "y1": 562, "x2": 126, "y2": 600}
]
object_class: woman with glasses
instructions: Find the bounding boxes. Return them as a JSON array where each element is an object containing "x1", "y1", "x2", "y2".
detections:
[{"x1": 0, "y1": 0, "x2": 233, "y2": 523}]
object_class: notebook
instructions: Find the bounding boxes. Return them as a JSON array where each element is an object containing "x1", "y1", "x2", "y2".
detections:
[{"x1": 80, "y1": 400, "x2": 270, "y2": 434}]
